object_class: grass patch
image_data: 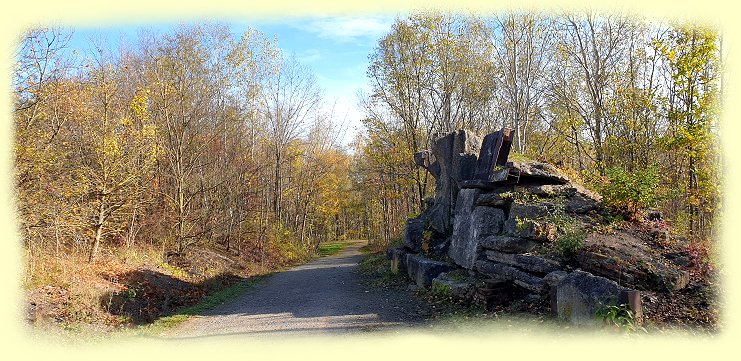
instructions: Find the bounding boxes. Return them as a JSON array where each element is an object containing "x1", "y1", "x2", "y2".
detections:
[
  {"x1": 317, "y1": 241, "x2": 352, "y2": 257},
  {"x1": 357, "y1": 252, "x2": 407, "y2": 288},
  {"x1": 357, "y1": 253, "x2": 387, "y2": 274}
]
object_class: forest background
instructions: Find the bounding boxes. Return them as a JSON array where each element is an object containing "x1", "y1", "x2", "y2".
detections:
[{"x1": 1, "y1": 0, "x2": 738, "y2": 347}]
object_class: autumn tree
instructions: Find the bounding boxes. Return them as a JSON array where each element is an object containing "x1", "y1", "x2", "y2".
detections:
[
  {"x1": 259, "y1": 53, "x2": 322, "y2": 224},
  {"x1": 656, "y1": 24, "x2": 720, "y2": 239},
  {"x1": 490, "y1": 13, "x2": 554, "y2": 154},
  {"x1": 81, "y1": 52, "x2": 158, "y2": 260}
]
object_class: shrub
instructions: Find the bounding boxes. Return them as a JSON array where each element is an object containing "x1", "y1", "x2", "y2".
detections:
[
  {"x1": 598, "y1": 166, "x2": 660, "y2": 219},
  {"x1": 555, "y1": 228, "x2": 585, "y2": 259}
]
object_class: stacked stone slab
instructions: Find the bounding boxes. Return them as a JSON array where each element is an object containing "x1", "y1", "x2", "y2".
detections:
[
  {"x1": 389, "y1": 129, "x2": 688, "y2": 326},
  {"x1": 450, "y1": 161, "x2": 601, "y2": 295},
  {"x1": 404, "y1": 130, "x2": 482, "y2": 255}
]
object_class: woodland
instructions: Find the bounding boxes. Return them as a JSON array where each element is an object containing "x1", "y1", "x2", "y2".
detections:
[{"x1": 14, "y1": 12, "x2": 721, "y2": 329}]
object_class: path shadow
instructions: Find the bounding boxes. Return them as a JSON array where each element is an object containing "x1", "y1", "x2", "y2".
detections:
[
  {"x1": 99, "y1": 269, "x2": 246, "y2": 325},
  {"x1": 186, "y1": 246, "x2": 429, "y2": 329}
]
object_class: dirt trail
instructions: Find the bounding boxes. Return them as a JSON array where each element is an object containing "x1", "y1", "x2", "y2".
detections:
[{"x1": 164, "y1": 240, "x2": 429, "y2": 338}]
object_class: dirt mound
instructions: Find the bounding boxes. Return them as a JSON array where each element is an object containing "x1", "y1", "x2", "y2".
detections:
[{"x1": 26, "y1": 245, "x2": 255, "y2": 330}]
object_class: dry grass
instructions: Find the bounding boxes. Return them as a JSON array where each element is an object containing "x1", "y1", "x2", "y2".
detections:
[
  {"x1": 23, "y1": 242, "x2": 313, "y2": 333},
  {"x1": 24, "y1": 247, "x2": 167, "y2": 328}
]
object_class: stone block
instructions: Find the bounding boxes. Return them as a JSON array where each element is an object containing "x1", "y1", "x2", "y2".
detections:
[
  {"x1": 555, "y1": 270, "x2": 633, "y2": 327},
  {"x1": 387, "y1": 247, "x2": 407, "y2": 274},
  {"x1": 508, "y1": 161, "x2": 570, "y2": 184},
  {"x1": 449, "y1": 200, "x2": 505, "y2": 269},
  {"x1": 474, "y1": 260, "x2": 546, "y2": 293},
  {"x1": 431, "y1": 273, "x2": 475, "y2": 300},
  {"x1": 483, "y1": 250, "x2": 562, "y2": 274},
  {"x1": 405, "y1": 254, "x2": 455, "y2": 288},
  {"x1": 479, "y1": 235, "x2": 540, "y2": 254},
  {"x1": 403, "y1": 218, "x2": 427, "y2": 253}
]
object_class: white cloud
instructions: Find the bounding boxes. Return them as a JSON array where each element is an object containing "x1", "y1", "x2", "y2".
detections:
[
  {"x1": 299, "y1": 16, "x2": 394, "y2": 44},
  {"x1": 297, "y1": 48, "x2": 322, "y2": 63}
]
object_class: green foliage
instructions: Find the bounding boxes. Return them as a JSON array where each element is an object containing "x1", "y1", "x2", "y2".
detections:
[
  {"x1": 541, "y1": 201, "x2": 586, "y2": 259},
  {"x1": 357, "y1": 253, "x2": 388, "y2": 275},
  {"x1": 430, "y1": 282, "x2": 453, "y2": 298},
  {"x1": 500, "y1": 191, "x2": 541, "y2": 204},
  {"x1": 595, "y1": 303, "x2": 644, "y2": 332},
  {"x1": 267, "y1": 222, "x2": 310, "y2": 265},
  {"x1": 555, "y1": 228, "x2": 586, "y2": 259},
  {"x1": 421, "y1": 229, "x2": 433, "y2": 254},
  {"x1": 598, "y1": 165, "x2": 660, "y2": 219}
]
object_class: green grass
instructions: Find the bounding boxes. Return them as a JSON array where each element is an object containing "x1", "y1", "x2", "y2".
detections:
[{"x1": 317, "y1": 241, "x2": 352, "y2": 257}]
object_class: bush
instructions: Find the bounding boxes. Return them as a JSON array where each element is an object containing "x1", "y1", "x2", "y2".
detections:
[
  {"x1": 598, "y1": 166, "x2": 660, "y2": 219},
  {"x1": 555, "y1": 228, "x2": 585, "y2": 259}
]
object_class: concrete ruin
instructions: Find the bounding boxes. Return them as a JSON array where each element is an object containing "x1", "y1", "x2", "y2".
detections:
[{"x1": 389, "y1": 129, "x2": 689, "y2": 327}]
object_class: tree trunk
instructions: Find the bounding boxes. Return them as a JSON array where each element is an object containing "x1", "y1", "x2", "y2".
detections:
[{"x1": 89, "y1": 200, "x2": 106, "y2": 262}]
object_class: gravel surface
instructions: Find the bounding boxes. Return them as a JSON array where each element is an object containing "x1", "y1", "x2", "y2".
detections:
[{"x1": 163, "y1": 241, "x2": 430, "y2": 338}]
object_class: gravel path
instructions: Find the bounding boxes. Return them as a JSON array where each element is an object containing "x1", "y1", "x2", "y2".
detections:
[{"x1": 164, "y1": 241, "x2": 430, "y2": 338}]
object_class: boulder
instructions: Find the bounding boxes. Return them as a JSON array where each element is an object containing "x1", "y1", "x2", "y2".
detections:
[
  {"x1": 431, "y1": 273, "x2": 475, "y2": 300},
  {"x1": 423, "y1": 203, "x2": 451, "y2": 236},
  {"x1": 576, "y1": 249, "x2": 689, "y2": 292},
  {"x1": 449, "y1": 188, "x2": 479, "y2": 260},
  {"x1": 576, "y1": 231, "x2": 690, "y2": 291},
  {"x1": 451, "y1": 130, "x2": 482, "y2": 182},
  {"x1": 474, "y1": 130, "x2": 512, "y2": 181},
  {"x1": 483, "y1": 250, "x2": 562, "y2": 274},
  {"x1": 413, "y1": 150, "x2": 432, "y2": 170},
  {"x1": 406, "y1": 254, "x2": 455, "y2": 288},
  {"x1": 555, "y1": 270, "x2": 631, "y2": 327},
  {"x1": 479, "y1": 235, "x2": 541, "y2": 254},
  {"x1": 449, "y1": 191, "x2": 506, "y2": 268},
  {"x1": 516, "y1": 183, "x2": 600, "y2": 200},
  {"x1": 403, "y1": 218, "x2": 427, "y2": 253},
  {"x1": 424, "y1": 130, "x2": 482, "y2": 235},
  {"x1": 475, "y1": 260, "x2": 546, "y2": 293},
  {"x1": 387, "y1": 247, "x2": 407, "y2": 274},
  {"x1": 543, "y1": 270, "x2": 569, "y2": 289},
  {"x1": 475, "y1": 187, "x2": 514, "y2": 207},
  {"x1": 501, "y1": 201, "x2": 557, "y2": 241}
]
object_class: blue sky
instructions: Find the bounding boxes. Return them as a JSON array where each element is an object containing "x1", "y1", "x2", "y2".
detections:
[{"x1": 66, "y1": 15, "x2": 400, "y2": 146}]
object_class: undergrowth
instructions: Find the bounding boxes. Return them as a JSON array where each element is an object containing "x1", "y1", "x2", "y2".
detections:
[{"x1": 357, "y1": 252, "x2": 406, "y2": 287}]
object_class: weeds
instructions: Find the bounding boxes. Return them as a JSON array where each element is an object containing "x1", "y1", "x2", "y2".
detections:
[
  {"x1": 595, "y1": 303, "x2": 645, "y2": 332},
  {"x1": 555, "y1": 228, "x2": 586, "y2": 259},
  {"x1": 357, "y1": 253, "x2": 406, "y2": 288}
]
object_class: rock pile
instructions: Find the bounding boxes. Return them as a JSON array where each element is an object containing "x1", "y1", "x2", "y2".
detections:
[{"x1": 388, "y1": 129, "x2": 689, "y2": 327}]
